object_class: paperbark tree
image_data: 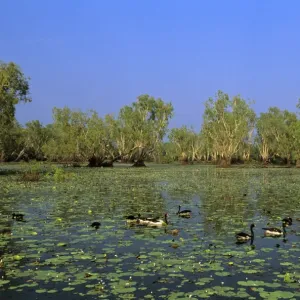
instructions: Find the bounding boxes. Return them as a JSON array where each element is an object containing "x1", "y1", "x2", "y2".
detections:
[{"x1": 202, "y1": 90, "x2": 255, "y2": 167}]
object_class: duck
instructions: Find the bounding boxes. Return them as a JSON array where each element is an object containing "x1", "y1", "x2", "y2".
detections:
[
  {"x1": 137, "y1": 213, "x2": 168, "y2": 227},
  {"x1": 91, "y1": 222, "x2": 101, "y2": 229},
  {"x1": 171, "y1": 229, "x2": 179, "y2": 236},
  {"x1": 235, "y1": 224, "x2": 255, "y2": 242},
  {"x1": 282, "y1": 217, "x2": 292, "y2": 226},
  {"x1": 12, "y1": 213, "x2": 24, "y2": 221},
  {"x1": 262, "y1": 221, "x2": 286, "y2": 237},
  {"x1": 176, "y1": 205, "x2": 191, "y2": 218}
]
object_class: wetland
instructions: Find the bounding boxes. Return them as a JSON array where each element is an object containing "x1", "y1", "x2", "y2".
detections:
[{"x1": 0, "y1": 164, "x2": 300, "y2": 299}]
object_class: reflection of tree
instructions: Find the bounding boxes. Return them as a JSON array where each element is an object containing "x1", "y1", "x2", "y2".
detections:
[
  {"x1": 256, "y1": 170, "x2": 300, "y2": 218},
  {"x1": 51, "y1": 170, "x2": 167, "y2": 224},
  {"x1": 161, "y1": 168, "x2": 256, "y2": 236},
  {"x1": 200, "y1": 178, "x2": 255, "y2": 236}
]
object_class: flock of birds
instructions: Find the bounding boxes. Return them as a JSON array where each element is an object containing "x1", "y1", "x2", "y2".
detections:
[
  {"x1": 235, "y1": 217, "x2": 293, "y2": 243},
  {"x1": 123, "y1": 206, "x2": 294, "y2": 244},
  {"x1": 124, "y1": 206, "x2": 295, "y2": 244},
  {"x1": 11, "y1": 208, "x2": 295, "y2": 244},
  {"x1": 125, "y1": 205, "x2": 191, "y2": 227}
]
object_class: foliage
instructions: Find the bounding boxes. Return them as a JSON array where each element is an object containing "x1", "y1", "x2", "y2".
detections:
[
  {"x1": 202, "y1": 90, "x2": 256, "y2": 166},
  {"x1": 256, "y1": 108, "x2": 297, "y2": 164},
  {"x1": 19, "y1": 162, "x2": 42, "y2": 182},
  {"x1": 52, "y1": 167, "x2": 70, "y2": 182},
  {"x1": 0, "y1": 61, "x2": 31, "y2": 161},
  {"x1": 116, "y1": 94, "x2": 174, "y2": 164},
  {"x1": 169, "y1": 126, "x2": 202, "y2": 163},
  {"x1": 2, "y1": 60, "x2": 300, "y2": 168},
  {"x1": 0, "y1": 61, "x2": 31, "y2": 123}
]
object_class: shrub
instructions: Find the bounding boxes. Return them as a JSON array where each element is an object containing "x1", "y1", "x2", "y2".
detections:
[
  {"x1": 20, "y1": 171, "x2": 40, "y2": 182},
  {"x1": 53, "y1": 167, "x2": 74, "y2": 182},
  {"x1": 20, "y1": 162, "x2": 42, "y2": 182}
]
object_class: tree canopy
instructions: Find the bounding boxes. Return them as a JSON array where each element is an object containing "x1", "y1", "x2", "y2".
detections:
[
  {"x1": 3, "y1": 60, "x2": 300, "y2": 168},
  {"x1": 0, "y1": 62, "x2": 31, "y2": 161}
]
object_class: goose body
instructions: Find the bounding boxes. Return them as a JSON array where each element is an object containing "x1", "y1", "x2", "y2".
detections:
[
  {"x1": 137, "y1": 213, "x2": 168, "y2": 227},
  {"x1": 177, "y1": 205, "x2": 191, "y2": 218},
  {"x1": 263, "y1": 222, "x2": 286, "y2": 236},
  {"x1": 235, "y1": 224, "x2": 255, "y2": 242}
]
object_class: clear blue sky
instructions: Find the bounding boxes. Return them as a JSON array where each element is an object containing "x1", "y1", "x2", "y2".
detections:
[{"x1": 1, "y1": 0, "x2": 300, "y2": 130}]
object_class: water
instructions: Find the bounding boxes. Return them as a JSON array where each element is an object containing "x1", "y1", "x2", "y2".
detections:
[{"x1": 0, "y1": 165, "x2": 300, "y2": 299}]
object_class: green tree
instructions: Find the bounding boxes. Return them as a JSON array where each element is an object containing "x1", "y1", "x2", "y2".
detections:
[
  {"x1": 0, "y1": 61, "x2": 31, "y2": 160},
  {"x1": 202, "y1": 90, "x2": 255, "y2": 167},
  {"x1": 169, "y1": 126, "x2": 202, "y2": 163},
  {"x1": 117, "y1": 94, "x2": 174, "y2": 166},
  {"x1": 84, "y1": 111, "x2": 117, "y2": 167},
  {"x1": 15, "y1": 120, "x2": 51, "y2": 161},
  {"x1": 105, "y1": 114, "x2": 132, "y2": 162},
  {"x1": 43, "y1": 107, "x2": 88, "y2": 162},
  {"x1": 43, "y1": 107, "x2": 116, "y2": 166},
  {"x1": 256, "y1": 107, "x2": 297, "y2": 165},
  {"x1": 0, "y1": 121, "x2": 24, "y2": 161}
]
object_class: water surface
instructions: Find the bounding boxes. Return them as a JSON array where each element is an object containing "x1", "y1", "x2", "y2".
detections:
[{"x1": 0, "y1": 165, "x2": 300, "y2": 299}]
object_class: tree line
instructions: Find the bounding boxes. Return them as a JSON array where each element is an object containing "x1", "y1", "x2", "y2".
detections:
[{"x1": 1, "y1": 61, "x2": 300, "y2": 167}]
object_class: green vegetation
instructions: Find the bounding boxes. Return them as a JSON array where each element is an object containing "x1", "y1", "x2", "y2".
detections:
[
  {"x1": 2, "y1": 60, "x2": 300, "y2": 167},
  {"x1": 2, "y1": 61, "x2": 300, "y2": 299},
  {"x1": 0, "y1": 164, "x2": 300, "y2": 299}
]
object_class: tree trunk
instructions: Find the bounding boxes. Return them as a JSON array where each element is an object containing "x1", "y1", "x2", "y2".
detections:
[
  {"x1": 132, "y1": 160, "x2": 146, "y2": 167},
  {"x1": 179, "y1": 158, "x2": 188, "y2": 165},
  {"x1": 14, "y1": 148, "x2": 25, "y2": 162},
  {"x1": 179, "y1": 152, "x2": 188, "y2": 165},
  {"x1": 218, "y1": 156, "x2": 231, "y2": 167},
  {"x1": 262, "y1": 158, "x2": 269, "y2": 167},
  {"x1": 0, "y1": 151, "x2": 5, "y2": 162},
  {"x1": 88, "y1": 156, "x2": 104, "y2": 167},
  {"x1": 88, "y1": 156, "x2": 118, "y2": 167},
  {"x1": 296, "y1": 159, "x2": 300, "y2": 168},
  {"x1": 101, "y1": 160, "x2": 114, "y2": 167}
]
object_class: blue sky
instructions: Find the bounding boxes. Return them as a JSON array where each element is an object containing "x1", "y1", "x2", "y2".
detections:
[{"x1": 1, "y1": 0, "x2": 300, "y2": 130}]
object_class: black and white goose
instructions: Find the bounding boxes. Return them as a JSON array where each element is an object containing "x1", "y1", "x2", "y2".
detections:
[
  {"x1": 137, "y1": 213, "x2": 168, "y2": 227},
  {"x1": 263, "y1": 221, "x2": 286, "y2": 237},
  {"x1": 176, "y1": 205, "x2": 191, "y2": 218},
  {"x1": 235, "y1": 223, "x2": 255, "y2": 242}
]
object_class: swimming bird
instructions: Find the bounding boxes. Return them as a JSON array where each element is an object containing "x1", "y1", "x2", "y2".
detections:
[
  {"x1": 91, "y1": 222, "x2": 101, "y2": 229},
  {"x1": 171, "y1": 229, "x2": 179, "y2": 236},
  {"x1": 137, "y1": 213, "x2": 168, "y2": 227},
  {"x1": 176, "y1": 205, "x2": 191, "y2": 218},
  {"x1": 12, "y1": 213, "x2": 24, "y2": 221},
  {"x1": 282, "y1": 217, "x2": 292, "y2": 226},
  {"x1": 235, "y1": 224, "x2": 255, "y2": 242},
  {"x1": 262, "y1": 221, "x2": 286, "y2": 237}
]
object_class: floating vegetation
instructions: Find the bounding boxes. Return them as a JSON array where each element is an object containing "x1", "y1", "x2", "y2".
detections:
[{"x1": 0, "y1": 164, "x2": 300, "y2": 299}]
